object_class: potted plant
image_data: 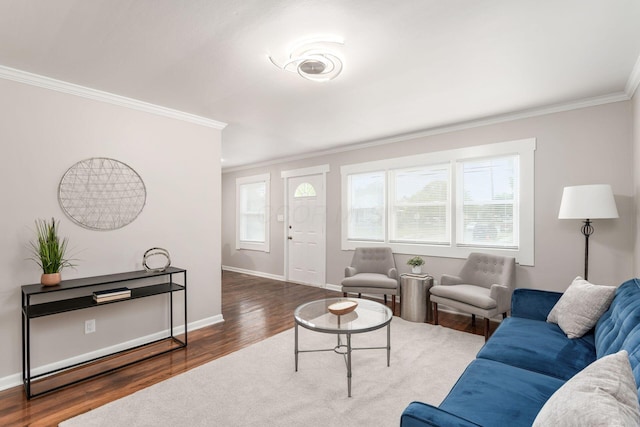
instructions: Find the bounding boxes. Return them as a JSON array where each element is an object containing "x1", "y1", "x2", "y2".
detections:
[
  {"x1": 29, "y1": 217, "x2": 74, "y2": 286},
  {"x1": 407, "y1": 256, "x2": 425, "y2": 274}
]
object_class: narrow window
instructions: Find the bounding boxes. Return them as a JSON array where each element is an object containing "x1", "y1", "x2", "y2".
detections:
[{"x1": 236, "y1": 174, "x2": 270, "y2": 252}]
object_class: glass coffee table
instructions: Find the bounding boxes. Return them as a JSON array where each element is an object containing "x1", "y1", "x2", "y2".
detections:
[{"x1": 294, "y1": 298, "x2": 393, "y2": 397}]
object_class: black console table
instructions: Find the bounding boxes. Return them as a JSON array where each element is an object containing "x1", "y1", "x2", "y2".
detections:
[{"x1": 21, "y1": 267, "x2": 187, "y2": 399}]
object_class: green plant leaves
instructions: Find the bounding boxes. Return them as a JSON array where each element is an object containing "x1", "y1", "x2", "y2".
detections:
[{"x1": 29, "y1": 217, "x2": 74, "y2": 274}]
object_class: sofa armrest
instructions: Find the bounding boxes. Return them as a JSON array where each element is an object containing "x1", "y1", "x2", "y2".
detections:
[
  {"x1": 440, "y1": 274, "x2": 463, "y2": 286},
  {"x1": 511, "y1": 288, "x2": 562, "y2": 321},
  {"x1": 388, "y1": 267, "x2": 398, "y2": 280},
  {"x1": 401, "y1": 402, "x2": 482, "y2": 427},
  {"x1": 345, "y1": 266, "x2": 357, "y2": 277}
]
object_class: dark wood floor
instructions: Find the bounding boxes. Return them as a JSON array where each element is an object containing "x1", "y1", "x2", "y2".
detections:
[{"x1": 0, "y1": 271, "x2": 497, "y2": 426}]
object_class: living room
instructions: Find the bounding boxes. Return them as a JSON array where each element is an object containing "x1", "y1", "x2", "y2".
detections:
[{"x1": 1, "y1": 1, "x2": 640, "y2": 425}]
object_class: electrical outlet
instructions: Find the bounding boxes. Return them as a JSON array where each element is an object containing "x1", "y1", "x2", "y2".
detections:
[{"x1": 85, "y1": 319, "x2": 96, "y2": 334}]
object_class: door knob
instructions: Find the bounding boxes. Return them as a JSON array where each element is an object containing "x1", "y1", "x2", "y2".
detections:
[{"x1": 288, "y1": 236, "x2": 293, "y2": 240}]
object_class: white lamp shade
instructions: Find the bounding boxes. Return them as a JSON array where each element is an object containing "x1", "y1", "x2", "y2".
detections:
[{"x1": 558, "y1": 184, "x2": 619, "y2": 219}]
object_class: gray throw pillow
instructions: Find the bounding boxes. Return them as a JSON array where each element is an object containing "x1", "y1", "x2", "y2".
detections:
[
  {"x1": 547, "y1": 276, "x2": 616, "y2": 338},
  {"x1": 532, "y1": 350, "x2": 640, "y2": 427}
]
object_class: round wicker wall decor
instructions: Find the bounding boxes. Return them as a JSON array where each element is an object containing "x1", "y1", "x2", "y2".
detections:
[{"x1": 58, "y1": 158, "x2": 146, "y2": 230}]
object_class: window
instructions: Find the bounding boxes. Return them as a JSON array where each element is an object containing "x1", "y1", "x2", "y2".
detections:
[
  {"x1": 236, "y1": 173, "x2": 270, "y2": 252},
  {"x1": 457, "y1": 156, "x2": 518, "y2": 248},
  {"x1": 341, "y1": 139, "x2": 535, "y2": 265},
  {"x1": 347, "y1": 171, "x2": 385, "y2": 241},
  {"x1": 390, "y1": 164, "x2": 450, "y2": 245},
  {"x1": 294, "y1": 182, "x2": 317, "y2": 198}
]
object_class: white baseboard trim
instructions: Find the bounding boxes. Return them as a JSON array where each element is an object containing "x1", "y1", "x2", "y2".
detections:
[
  {"x1": 222, "y1": 265, "x2": 285, "y2": 282},
  {"x1": 223, "y1": 270, "x2": 339, "y2": 292},
  {"x1": 0, "y1": 314, "x2": 224, "y2": 393},
  {"x1": 188, "y1": 314, "x2": 224, "y2": 332},
  {"x1": 325, "y1": 283, "x2": 342, "y2": 292}
]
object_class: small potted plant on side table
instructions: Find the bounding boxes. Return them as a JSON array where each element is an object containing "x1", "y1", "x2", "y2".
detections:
[
  {"x1": 29, "y1": 217, "x2": 74, "y2": 286},
  {"x1": 407, "y1": 256, "x2": 425, "y2": 274}
]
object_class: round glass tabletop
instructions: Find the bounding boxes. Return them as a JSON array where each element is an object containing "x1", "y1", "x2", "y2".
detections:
[{"x1": 294, "y1": 298, "x2": 392, "y2": 334}]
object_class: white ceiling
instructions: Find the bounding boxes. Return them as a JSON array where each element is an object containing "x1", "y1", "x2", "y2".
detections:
[{"x1": 1, "y1": 0, "x2": 639, "y2": 169}]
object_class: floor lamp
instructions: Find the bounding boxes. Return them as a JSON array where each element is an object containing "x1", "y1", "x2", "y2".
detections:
[{"x1": 558, "y1": 184, "x2": 619, "y2": 280}]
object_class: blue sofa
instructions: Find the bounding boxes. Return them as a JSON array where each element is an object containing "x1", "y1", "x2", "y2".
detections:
[{"x1": 401, "y1": 278, "x2": 640, "y2": 427}]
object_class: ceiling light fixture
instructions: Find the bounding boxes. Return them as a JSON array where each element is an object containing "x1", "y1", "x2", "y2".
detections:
[{"x1": 269, "y1": 36, "x2": 344, "y2": 82}]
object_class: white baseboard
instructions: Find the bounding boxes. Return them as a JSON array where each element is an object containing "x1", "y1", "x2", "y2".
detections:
[
  {"x1": 222, "y1": 265, "x2": 285, "y2": 282},
  {"x1": 0, "y1": 314, "x2": 224, "y2": 393},
  {"x1": 224, "y1": 269, "x2": 339, "y2": 292},
  {"x1": 325, "y1": 283, "x2": 342, "y2": 292}
]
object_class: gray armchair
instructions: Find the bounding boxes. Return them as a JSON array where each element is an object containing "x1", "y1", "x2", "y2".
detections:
[
  {"x1": 341, "y1": 247, "x2": 399, "y2": 314},
  {"x1": 430, "y1": 252, "x2": 516, "y2": 341}
]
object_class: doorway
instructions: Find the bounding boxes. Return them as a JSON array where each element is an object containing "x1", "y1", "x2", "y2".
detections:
[{"x1": 283, "y1": 166, "x2": 328, "y2": 287}]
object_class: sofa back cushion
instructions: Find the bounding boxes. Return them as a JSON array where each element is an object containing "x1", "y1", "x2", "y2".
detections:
[{"x1": 595, "y1": 278, "x2": 640, "y2": 397}]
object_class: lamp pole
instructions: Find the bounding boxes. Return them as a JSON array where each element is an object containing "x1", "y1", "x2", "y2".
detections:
[{"x1": 580, "y1": 219, "x2": 594, "y2": 280}]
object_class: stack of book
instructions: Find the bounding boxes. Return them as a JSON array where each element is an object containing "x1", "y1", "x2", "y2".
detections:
[{"x1": 93, "y1": 287, "x2": 131, "y2": 303}]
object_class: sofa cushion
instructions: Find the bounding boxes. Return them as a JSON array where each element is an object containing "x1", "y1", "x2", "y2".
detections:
[
  {"x1": 401, "y1": 402, "x2": 482, "y2": 427},
  {"x1": 438, "y1": 359, "x2": 564, "y2": 427},
  {"x1": 595, "y1": 278, "x2": 640, "y2": 396},
  {"x1": 477, "y1": 317, "x2": 596, "y2": 380},
  {"x1": 532, "y1": 350, "x2": 640, "y2": 426},
  {"x1": 547, "y1": 276, "x2": 616, "y2": 338}
]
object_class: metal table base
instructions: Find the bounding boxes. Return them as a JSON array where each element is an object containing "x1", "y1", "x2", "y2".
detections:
[{"x1": 294, "y1": 319, "x2": 391, "y2": 397}]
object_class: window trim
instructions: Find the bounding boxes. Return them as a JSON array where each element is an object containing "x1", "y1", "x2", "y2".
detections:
[
  {"x1": 340, "y1": 138, "x2": 535, "y2": 266},
  {"x1": 236, "y1": 173, "x2": 270, "y2": 252}
]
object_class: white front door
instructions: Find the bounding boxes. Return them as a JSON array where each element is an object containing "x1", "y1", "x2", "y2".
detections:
[{"x1": 287, "y1": 174, "x2": 325, "y2": 287}]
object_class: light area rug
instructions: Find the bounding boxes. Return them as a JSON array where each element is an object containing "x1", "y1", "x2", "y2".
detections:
[{"x1": 60, "y1": 317, "x2": 483, "y2": 427}]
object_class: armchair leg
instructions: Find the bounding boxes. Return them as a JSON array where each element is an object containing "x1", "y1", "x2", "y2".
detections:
[
  {"x1": 484, "y1": 318, "x2": 490, "y2": 341},
  {"x1": 471, "y1": 314, "x2": 476, "y2": 326},
  {"x1": 502, "y1": 312, "x2": 507, "y2": 319},
  {"x1": 433, "y1": 302, "x2": 439, "y2": 325},
  {"x1": 392, "y1": 295, "x2": 396, "y2": 316},
  {"x1": 358, "y1": 293, "x2": 361, "y2": 298},
  {"x1": 384, "y1": 294, "x2": 387, "y2": 304},
  {"x1": 343, "y1": 292, "x2": 347, "y2": 297}
]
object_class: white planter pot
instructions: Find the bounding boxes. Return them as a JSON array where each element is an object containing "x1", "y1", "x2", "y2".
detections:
[{"x1": 411, "y1": 266, "x2": 422, "y2": 274}]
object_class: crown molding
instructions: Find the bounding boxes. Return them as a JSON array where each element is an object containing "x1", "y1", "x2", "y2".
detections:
[
  {"x1": 625, "y1": 54, "x2": 640, "y2": 99},
  {"x1": 222, "y1": 91, "x2": 629, "y2": 173},
  {"x1": 0, "y1": 65, "x2": 227, "y2": 129}
]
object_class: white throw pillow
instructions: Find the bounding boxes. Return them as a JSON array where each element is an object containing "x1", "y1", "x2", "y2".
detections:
[
  {"x1": 547, "y1": 276, "x2": 616, "y2": 338},
  {"x1": 532, "y1": 350, "x2": 640, "y2": 427}
]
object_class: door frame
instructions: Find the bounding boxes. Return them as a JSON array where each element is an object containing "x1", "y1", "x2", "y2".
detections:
[{"x1": 281, "y1": 164, "x2": 330, "y2": 287}]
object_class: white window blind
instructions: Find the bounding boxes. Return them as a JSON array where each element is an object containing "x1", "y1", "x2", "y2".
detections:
[
  {"x1": 239, "y1": 182, "x2": 266, "y2": 242},
  {"x1": 347, "y1": 171, "x2": 385, "y2": 241},
  {"x1": 457, "y1": 155, "x2": 518, "y2": 248},
  {"x1": 390, "y1": 164, "x2": 449, "y2": 244},
  {"x1": 236, "y1": 173, "x2": 270, "y2": 252}
]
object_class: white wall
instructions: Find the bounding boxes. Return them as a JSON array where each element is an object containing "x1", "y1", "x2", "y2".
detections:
[
  {"x1": 0, "y1": 78, "x2": 222, "y2": 386},
  {"x1": 222, "y1": 101, "x2": 634, "y2": 292},
  {"x1": 634, "y1": 90, "x2": 640, "y2": 276}
]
